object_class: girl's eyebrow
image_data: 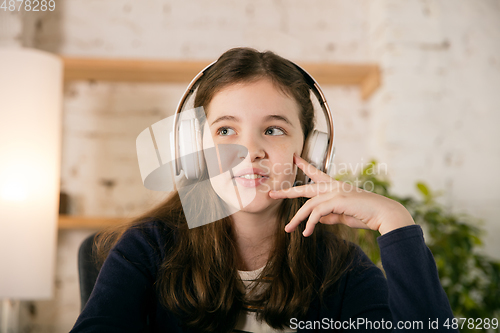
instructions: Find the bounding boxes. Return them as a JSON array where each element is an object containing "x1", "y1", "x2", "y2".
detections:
[{"x1": 210, "y1": 114, "x2": 294, "y2": 127}]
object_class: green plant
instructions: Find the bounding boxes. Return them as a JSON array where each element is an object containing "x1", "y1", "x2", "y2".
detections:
[{"x1": 336, "y1": 161, "x2": 500, "y2": 332}]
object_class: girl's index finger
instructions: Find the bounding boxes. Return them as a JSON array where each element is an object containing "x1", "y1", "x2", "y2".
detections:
[
  {"x1": 269, "y1": 185, "x2": 316, "y2": 199},
  {"x1": 269, "y1": 182, "x2": 334, "y2": 199},
  {"x1": 293, "y1": 154, "x2": 332, "y2": 184}
]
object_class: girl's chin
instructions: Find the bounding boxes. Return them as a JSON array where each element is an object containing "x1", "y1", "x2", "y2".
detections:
[
  {"x1": 236, "y1": 199, "x2": 279, "y2": 214},
  {"x1": 221, "y1": 192, "x2": 279, "y2": 214}
]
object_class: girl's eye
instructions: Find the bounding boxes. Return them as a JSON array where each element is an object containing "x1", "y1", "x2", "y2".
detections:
[
  {"x1": 265, "y1": 127, "x2": 285, "y2": 136},
  {"x1": 216, "y1": 126, "x2": 286, "y2": 136},
  {"x1": 217, "y1": 127, "x2": 236, "y2": 136}
]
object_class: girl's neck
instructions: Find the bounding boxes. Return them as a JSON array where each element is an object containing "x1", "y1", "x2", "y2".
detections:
[{"x1": 231, "y1": 208, "x2": 279, "y2": 271}]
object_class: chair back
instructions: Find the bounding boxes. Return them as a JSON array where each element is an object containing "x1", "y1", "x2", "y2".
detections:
[{"x1": 77, "y1": 233, "x2": 100, "y2": 311}]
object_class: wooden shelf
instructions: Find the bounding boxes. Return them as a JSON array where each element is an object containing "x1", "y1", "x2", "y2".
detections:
[
  {"x1": 58, "y1": 215, "x2": 127, "y2": 229},
  {"x1": 62, "y1": 57, "x2": 381, "y2": 100}
]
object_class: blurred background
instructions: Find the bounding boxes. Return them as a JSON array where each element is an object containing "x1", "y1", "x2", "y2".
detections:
[{"x1": 0, "y1": 0, "x2": 499, "y2": 332}]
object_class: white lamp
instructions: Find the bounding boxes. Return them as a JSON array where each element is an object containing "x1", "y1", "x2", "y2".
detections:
[{"x1": 0, "y1": 48, "x2": 63, "y2": 332}]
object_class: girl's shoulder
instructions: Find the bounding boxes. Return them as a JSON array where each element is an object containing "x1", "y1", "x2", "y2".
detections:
[
  {"x1": 317, "y1": 229, "x2": 367, "y2": 260},
  {"x1": 316, "y1": 229, "x2": 383, "y2": 281},
  {"x1": 112, "y1": 218, "x2": 176, "y2": 266}
]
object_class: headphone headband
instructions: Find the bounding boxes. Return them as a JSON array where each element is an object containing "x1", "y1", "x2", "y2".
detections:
[{"x1": 172, "y1": 58, "x2": 335, "y2": 179}]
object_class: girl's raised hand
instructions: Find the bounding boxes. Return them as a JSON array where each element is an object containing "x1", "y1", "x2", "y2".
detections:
[{"x1": 268, "y1": 154, "x2": 415, "y2": 237}]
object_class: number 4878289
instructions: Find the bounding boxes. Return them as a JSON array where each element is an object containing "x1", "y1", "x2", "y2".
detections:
[
  {"x1": 1, "y1": 0, "x2": 56, "y2": 11},
  {"x1": 444, "y1": 317, "x2": 498, "y2": 330}
]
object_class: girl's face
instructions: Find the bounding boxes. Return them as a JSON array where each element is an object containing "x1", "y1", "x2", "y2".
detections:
[{"x1": 203, "y1": 78, "x2": 304, "y2": 214}]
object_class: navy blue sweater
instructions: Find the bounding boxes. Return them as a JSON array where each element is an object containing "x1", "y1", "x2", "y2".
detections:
[{"x1": 70, "y1": 223, "x2": 458, "y2": 332}]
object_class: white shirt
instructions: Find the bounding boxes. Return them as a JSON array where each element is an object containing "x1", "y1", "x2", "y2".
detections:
[{"x1": 233, "y1": 266, "x2": 297, "y2": 333}]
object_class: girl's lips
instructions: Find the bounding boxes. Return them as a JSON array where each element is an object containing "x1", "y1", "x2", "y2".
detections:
[
  {"x1": 233, "y1": 176, "x2": 269, "y2": 188},
  {"x1": 233, "y1": 167, "x2": 268, "y2": 178}
]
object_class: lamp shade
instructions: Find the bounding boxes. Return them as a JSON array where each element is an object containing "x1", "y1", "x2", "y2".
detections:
[{"x1": 0, "y1": 48, "x2": 63, "y2": 299}]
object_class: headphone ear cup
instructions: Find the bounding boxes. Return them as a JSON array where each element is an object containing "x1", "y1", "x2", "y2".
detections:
[
  {"x1": 178, "y1": 119, "x2": 205, "y2": 179},
  {"x1": 193, "y1": 118, "x2": 205, "y2": 177},
  {"x1": 297, "y1": 130, "x2": 329, "y2": 185}
]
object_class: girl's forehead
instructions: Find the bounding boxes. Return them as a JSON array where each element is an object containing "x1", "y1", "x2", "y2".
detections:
[{"x1": 205, "y1": 79, "x2": 301, "y2": 122}]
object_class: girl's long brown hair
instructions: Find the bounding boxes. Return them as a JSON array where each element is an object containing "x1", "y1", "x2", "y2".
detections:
[{"x1": 95, "y1": 47, "x2": 355, "y2": 332}]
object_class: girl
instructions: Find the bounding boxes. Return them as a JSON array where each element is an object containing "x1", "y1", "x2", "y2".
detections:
[{"x1": 70, "y1": 47, "x2": 457, "y2": 332}]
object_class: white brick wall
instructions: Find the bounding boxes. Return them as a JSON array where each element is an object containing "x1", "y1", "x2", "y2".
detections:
[
  {"x1": 367, "y1": 0, "x2": 500, "y2": 259},
  {"x1": 2, "y1": 0, "x2": 498, "y2": 331},
  {"x1": 60, "y1": 81, "x2": 183, "y2": 217},
  {"x1": 33, "y1": 0, "x2": 371, "y2": 61}
]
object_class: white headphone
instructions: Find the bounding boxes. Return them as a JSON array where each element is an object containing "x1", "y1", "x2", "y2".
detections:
[{"x1": 172, "y1": 59, "x2": 336, "y2": 185}]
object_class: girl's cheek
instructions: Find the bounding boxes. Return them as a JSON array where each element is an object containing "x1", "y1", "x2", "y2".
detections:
[
  {"x1": 277, "y1": 142, "x2": 292, "y2": 153},
  {"x1": 273, "y1": 153, "x2": 295, "y2": 178}
]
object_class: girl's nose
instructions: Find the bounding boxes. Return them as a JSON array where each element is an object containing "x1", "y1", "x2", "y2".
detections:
[{"x1": 238, "y1": 136, "x2": 266, "y2": 162}]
